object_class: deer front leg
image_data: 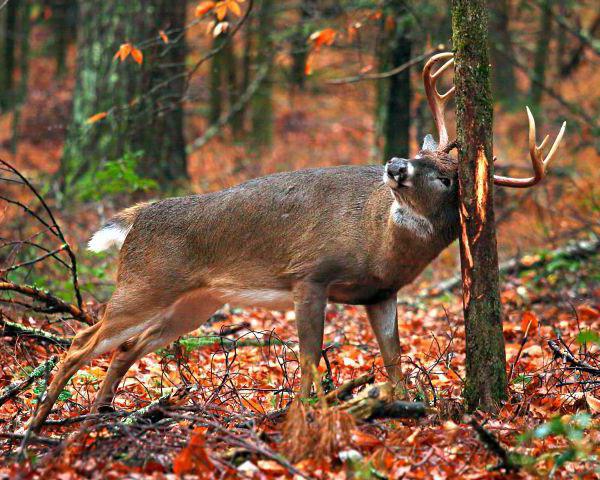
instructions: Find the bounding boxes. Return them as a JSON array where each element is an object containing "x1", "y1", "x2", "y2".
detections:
[
  {"x1": 293, "y1": 281, "x2": 327, "y2": 398},
  {"x1": 366, "y1": 296, "x2": 402, "y2": 385}
]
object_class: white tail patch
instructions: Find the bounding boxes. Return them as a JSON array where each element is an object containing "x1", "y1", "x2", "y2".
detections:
[{"x1": 88, "y1": 224, "x2": 131, "y2": 252}]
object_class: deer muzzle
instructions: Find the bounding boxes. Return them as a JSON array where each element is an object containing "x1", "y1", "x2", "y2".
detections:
[{"x1": 384, "y1": 157, "x2": 414, "y2": 188}]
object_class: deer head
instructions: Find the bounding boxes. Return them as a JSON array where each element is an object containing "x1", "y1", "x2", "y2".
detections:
[
  {"x1": 384, "y1": 53, "x2": 458, "y2": 218},
  {"x1": 384, "y1": 51, "x2": 566, "y2": 217}
]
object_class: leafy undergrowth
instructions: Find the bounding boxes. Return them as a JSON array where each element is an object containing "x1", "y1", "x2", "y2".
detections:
[{"x1": 0, "y1": 250, "x2": 598, "y2": 479}]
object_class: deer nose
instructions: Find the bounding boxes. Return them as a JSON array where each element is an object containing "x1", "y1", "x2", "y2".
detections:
[{"x1": 386, "y1": 157, "x2": 409, "y2": 180}]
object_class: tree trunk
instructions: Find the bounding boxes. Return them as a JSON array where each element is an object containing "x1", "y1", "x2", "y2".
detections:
[
  {"x1": 209, "y1": 33, "x2": 226, "y2": 125},
  {"x1": 50, "y1": 0, "x2": 77, "y2": 78},
  {"x1": 0, "y1": 0, "x2": 18, "y2": 112},
  {"x1": 251, "y1": 0, "x2": 274, "y2": 149},
  {"x1": 290, "y1": 0, "x2": 316, "y2": 89},
  {"x1": 223, "y1": 34, "x2": 243, "y2": 137},
  {"x1": 488, "y1": 0, "x2": 517, "y2": 104},
  {"x1": 61, "y1": 0, "x2": 188, "y2": 193},
  {"x1": 10, "y1": 0, "x2": 32, "y2": 153},
  {"x1": 529, "y1": 0, "x2": 553, "y2": 111},
  {"x1": 451, "y1": 0, "x2": 507, "y2": 411},
  {"x1": 383, "y1": 0, "x2": 412, "y2": 161},
  {"x1": 236, "y1": 13, "x2": 254, "y2": 133}
]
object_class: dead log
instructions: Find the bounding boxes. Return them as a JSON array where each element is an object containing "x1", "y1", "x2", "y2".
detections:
[
  {"x1": 324, "y1": 373, "x2": 376, "y2": 404},
  {"x1": 341, "y1": 382, "x2": 428, "y2": 420}
]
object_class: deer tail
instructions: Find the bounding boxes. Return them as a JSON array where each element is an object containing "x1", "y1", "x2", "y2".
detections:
[{"x1": 88, "y1": 202, "x2": 153, "y2": 252}]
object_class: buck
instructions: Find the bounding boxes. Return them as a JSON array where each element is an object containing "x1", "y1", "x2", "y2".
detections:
[{"x1": 29, "y1": 52, "x2": 565, "y2": 431}]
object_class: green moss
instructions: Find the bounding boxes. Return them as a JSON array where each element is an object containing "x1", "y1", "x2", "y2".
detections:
[{"x1": 451, "y1": 0, "x2": 507, "y2": 411}]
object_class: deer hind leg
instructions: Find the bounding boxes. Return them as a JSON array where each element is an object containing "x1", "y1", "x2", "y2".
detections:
[
  {"x1": 293, "y1": 281, "x2": 327, "y2": 397},
  {"x1": 93, "y1": 288, "x2": 223, "y2": 411},
  {"x1": 28, "y1": 320, "x2": 115, "y2": 432},
  {"x1": 366, "y1": 296, "x2": 402, "y2": 385}
]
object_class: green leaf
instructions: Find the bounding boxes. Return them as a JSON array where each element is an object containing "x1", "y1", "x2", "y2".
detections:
[{"x1": 577, "y1": 330, "x2": 600, "y2": 345}]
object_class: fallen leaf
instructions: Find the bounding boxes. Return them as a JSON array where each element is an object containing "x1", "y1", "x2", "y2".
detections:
[{"x1": 521, "y1": 311, "x2": 539, "y2": 336}]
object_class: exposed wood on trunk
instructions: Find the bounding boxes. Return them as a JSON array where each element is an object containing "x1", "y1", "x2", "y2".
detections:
[{"x1": 451, "y1": 0, "x2": 507, "y2": 411}]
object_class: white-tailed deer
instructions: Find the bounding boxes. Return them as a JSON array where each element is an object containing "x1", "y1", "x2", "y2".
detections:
[{"x1": 29, "y1": 52, "x2": 565, "y2": 431}]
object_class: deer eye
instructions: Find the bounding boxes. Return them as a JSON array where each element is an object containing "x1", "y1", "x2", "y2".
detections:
[{"x1": 438, "y1": 177, "x2": 452, "y2": 188}]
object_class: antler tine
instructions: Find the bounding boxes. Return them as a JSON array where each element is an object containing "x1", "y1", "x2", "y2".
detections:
[
  {"x1": 423, "y1": 52, "x2": 455, "y2": 151},
  {"x1": 494, "y1": 106, "x2": 567, "y2": 188}
]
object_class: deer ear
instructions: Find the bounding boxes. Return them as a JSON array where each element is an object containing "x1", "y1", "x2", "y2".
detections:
[{"x1": 421, "y1": 134, "x2": 438, "y2": 151}]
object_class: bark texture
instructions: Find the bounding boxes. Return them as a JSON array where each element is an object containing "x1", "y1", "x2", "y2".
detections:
[
  {"x1": 250, "y1": 0, "x2": 275, "y2": 148},
  {"x1": 451, "y1": 0, "x2": 507, "y2": 411},
  {"x1": 61, "y1": 0, "x2": 187, "y2": 192}
]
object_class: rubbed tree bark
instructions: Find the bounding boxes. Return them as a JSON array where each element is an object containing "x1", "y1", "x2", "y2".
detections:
[
  {"x1": 488, "y1": 0, "x2": 517, "y2": 103},
  {"x1": 530, "y1": 0, "x2": 553, "y2": 110},
  {"x1": 61, "y1": 0, "x2": 187, "y2": 193},
  {"x1": 251, "y1": 0, "x2": 274, "y2": 148},
  {"x1": 452, "y1": 0, "x2": 507, "y2": 411},
  {"x1": 382, "y1": 0, "x2": 412, "y2": 161},
  {"x1": 0, "y1": 0, "x2": 18, "y2": 112}
]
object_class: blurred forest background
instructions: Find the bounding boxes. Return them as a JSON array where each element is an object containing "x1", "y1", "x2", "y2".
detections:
[
  {"x1": 0, "y1": 0, "x2": 598, "y2": 281},
  {"x1": 0, "y1": 0, "x2": 599, "y2": 478}
]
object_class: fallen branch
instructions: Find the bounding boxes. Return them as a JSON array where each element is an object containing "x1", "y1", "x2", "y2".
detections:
[
  {"x1": 0, "y1": 281, "x2": 94, "y2": 324},
  {"x1": 324, "y1": 373, "x2": 375, "y2": 403},
  {"x1": 548, "y1": 340, "x2": 600, "y2": 377},
  {"x1": 469, "y1": 418, "x2": 520, "y2": 472},
  {"x1": 0, "y1": 356, "x2": 58, "y2": 407},
  {"x1": 341, "y1": 382, "x2": 427, "y2": 421},
  {"x1": 0, "y1": 432, "x2": 61, "y2": 446},
  {"x1": 1, "y1": 316, "x2": 71, "y2": 347}
]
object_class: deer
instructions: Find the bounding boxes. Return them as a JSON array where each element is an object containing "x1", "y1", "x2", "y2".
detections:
[{"x1": 29, "y1": 52, "x2": 565, "y2": 432}]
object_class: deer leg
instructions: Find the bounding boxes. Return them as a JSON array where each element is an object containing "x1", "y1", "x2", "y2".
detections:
[
  {"x1": 93, "y1": 339, "x2": 145, "y2": 412},
  {"x1": 28, "y1": 320, "x2": 114, "y2": 432},
  {"x1": 366, "y1": 296, "x2": 402, "y2": 385},
  {"x1": 93, "y1": 326, "x2": 171, "y2": 411},
  {"x1": 94, "y1": 289, "x2": 222, "y2": 411},
  {"x1": 293, "y1": 281, "x2": 327, "y2": 397}
]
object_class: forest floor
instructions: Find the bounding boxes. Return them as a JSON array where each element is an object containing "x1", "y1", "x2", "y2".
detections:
[{"x1": 1, "y1": 9, "x2": 600, "y2": 479}]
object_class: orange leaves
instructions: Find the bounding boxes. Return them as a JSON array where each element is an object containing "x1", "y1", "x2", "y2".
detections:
[
  {"x1": 172, "y1": 427, "x2": 215, "y2": 476},
  {"x1": 130, "y1": 47, "x2": 143, "y2": 65},
  {"x1": 113, "y1": 43, "x2": 143, "y2": 64},
  {"x1": 85, "y1": 111, "x2": 108, "y2": 125},
  {"x1": 309, "y1": 28, "x2": 337, "y2": 50},
  {"x1": 158, "y1": 30, "x2": 169, "y2": 44},
  {"x1": 521, "y1": 311, "x2": 539, "y2": 336},
  {"x1": 195, "y1": 1, "x2": 216, "y2": 17},
  {"x1": 195, "y1": 0, "x2": 244, "y2": 20},
  {"x1": 305, "y1": 28, "x2": 337, "y2": 77}
]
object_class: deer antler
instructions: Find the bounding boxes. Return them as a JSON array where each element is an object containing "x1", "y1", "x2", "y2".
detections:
[
  {"x1": 493, "y1": 107, "x2": 566, "y2": 188},
  {"x1": 422, "y1": 52, "x2": 455, "y2": 152}
]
